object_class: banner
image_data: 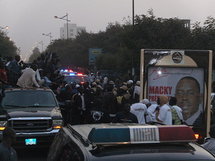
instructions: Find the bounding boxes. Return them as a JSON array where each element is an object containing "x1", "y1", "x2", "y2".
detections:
[{"x1": 147, "y1": 67, "x2": 204, "y2": 125}]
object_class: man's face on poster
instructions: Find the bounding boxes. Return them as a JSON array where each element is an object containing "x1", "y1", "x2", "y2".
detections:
[{"x1": 175, "y1": 77, "x2": 201, "y2": 120}]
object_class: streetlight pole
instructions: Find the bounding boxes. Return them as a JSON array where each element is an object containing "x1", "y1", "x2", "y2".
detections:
[
  {"x1": 42, "y1": 32, "x2": 52, "y2": 44},
  {"x1": 54, "y1": 13, "x2": 70, "y2": 39},
  {"x1": 132, "y1": 0, "x2": 134, "y2": 27},
  {"x1": 131, "y1": 0, "x2": 135, "y2": 79}
]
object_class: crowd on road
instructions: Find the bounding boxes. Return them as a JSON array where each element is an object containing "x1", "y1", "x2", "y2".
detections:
[
  {"x1": 0, "y1": 53, "x2": 186, "y2": 126},
  {"x1": 3, "y1": 54, "x2": 215, "y2": 158}
]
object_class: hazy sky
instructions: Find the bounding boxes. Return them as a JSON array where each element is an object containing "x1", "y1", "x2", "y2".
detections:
[{"x1": 0, "y1": 0, "x2": 215, "y2": 60}]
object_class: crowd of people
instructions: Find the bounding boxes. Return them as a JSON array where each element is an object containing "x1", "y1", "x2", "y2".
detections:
[
  {"x1": 0, "y1": 53, "x2": 61, "y2": 89},
  {"x1": 0, "y1": 53, "x2": 186, "y2": 126},
  {"x1": 55, "y1": 79, "x2": 186, "y2": 126},
  {"x1": 3, "y1": 54, "x2": 215, "y2": 157}
]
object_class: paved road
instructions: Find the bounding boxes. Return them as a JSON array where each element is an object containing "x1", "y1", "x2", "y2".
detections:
[{"x1": 16, "y1": 148, "x2": 48, "y2": 161}]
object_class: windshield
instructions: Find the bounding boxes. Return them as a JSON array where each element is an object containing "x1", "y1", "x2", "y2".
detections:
[{"x1": 1, "y1": 90, "x2": 58, "y2": 108}]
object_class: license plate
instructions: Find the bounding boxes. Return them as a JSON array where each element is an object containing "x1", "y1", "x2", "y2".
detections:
[{"x1": 25, "y1": 138, "x2": 37, "y2": 145}]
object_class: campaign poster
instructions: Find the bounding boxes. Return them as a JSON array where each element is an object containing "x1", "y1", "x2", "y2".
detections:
[{"x1": 147, "y1": 67, "x2": 204, "y2": 125}]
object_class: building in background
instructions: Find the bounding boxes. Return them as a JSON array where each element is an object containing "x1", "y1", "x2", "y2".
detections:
[
  {"x1": 180, "y1": 19, "x2": 190, "y2": 29},
  {"x1": 60, "y1": 23, "x2": 86, "y2": 39}
]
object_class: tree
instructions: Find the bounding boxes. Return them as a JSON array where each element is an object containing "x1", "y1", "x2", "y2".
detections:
[
  {"x1": 46, "y1": 12, "x2": 215, "y2": 77},
  {"x1": 0, "y1": 31, "x2": 17, "y2": 58},
  {"x1": 28, "y1": 47, "x2": 41, "y2": 63}
]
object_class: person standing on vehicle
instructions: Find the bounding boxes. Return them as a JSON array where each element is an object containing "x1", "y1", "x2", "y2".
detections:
[
  {"x1": 0, "y1": 127, "x2": 17, "y2": 161},
  {"x1": 156, "y1": 96, "x2": 172, "y2": 125},
  {"x1": 0, "y1": 60, "x2": 8, "y2": 86},
  {"x1": 130, "y1": 99, "x2": 148, "y2": 124},
  {"x1": 16, "y1": 64, "x2": 40, "y2": 88},
  {"x1": 7, "y1": 55, "x2": 22, "y2": 87}
]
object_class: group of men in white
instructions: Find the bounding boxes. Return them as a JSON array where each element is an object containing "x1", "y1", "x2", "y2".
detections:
[{"x1": 130, "y1": 95, "x2": 184, "y2": 125}]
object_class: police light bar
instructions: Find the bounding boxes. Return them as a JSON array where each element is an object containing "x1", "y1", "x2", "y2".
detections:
[
  {"x1": 88, "y1": 125, "x2": 196, "y2": 145},
  {"x1": 69, "y1": 73, "x2": 75, "y2": 76},
  {"x1": 60, "y1": 69, "x2": 74, "y2": 73}
]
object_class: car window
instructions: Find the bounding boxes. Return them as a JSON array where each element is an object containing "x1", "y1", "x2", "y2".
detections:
[{"x1": 1, "y1": 91, "x2": 58, "y2": 108}]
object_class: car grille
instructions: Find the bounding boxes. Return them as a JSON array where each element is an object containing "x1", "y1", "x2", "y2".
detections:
[{"x1": 8, "y1": 118, "x2": 52, "y2": 132}]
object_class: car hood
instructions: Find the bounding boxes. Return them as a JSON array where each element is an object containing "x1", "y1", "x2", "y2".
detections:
[{"x1": 2, "y1": 107, "x2": 62, "y2": 118}]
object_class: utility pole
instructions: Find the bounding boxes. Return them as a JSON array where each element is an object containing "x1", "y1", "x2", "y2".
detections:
[
  {"x1": 132, "y1": 0, "x2": 134, "y2": 27},
  {"x1": 131, "y1": 0, "x2": 135, "y2": 79},
  {"x1": 54, "y1": 13, "x2": 70, "y2": 39}
]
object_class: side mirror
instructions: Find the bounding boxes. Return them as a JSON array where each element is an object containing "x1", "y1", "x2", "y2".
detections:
[{"x1": 204, "y1": 137, "x2": 210, "y2": 143}]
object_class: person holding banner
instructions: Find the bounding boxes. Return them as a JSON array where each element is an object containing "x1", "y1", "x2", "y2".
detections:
[{"x1": 175, "y1": 76, "x2": 203, "y2": 126}]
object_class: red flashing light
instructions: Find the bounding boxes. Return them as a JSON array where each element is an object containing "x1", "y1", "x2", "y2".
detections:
[
  {"x1": 158, "y1": 125, "x2": 196, "y2": 142},
  {"x1": 194, "y1": 134, "x2": 200, "y2": 139},
  {"x1": 77, "y1": 73, "x2": 83, "y2": 76}
]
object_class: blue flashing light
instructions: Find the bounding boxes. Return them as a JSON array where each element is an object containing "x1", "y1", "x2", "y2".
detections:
[
  {"x1": 88, "y1": 128, "x2": 130, "y2": 144},
  {"x1": 69, "y1": 73, "x2": 75, "y2": 76}
]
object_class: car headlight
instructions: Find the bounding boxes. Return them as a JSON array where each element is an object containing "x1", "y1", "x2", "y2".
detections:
[
  {"x1": 0, "y1": 121, "x2": 7, "y2": 131},
  {"x1": 53, "y1": 120, "x2": 63, "y2": 129}
]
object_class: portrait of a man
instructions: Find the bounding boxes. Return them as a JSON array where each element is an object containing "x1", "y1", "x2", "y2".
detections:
[{"x1": 175, "y1": 76, "x2": 203, "y2": 125}]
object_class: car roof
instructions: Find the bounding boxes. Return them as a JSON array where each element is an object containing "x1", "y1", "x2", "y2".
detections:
[
  {"x1": 62, "y1": 124, "x2": 215, "y2": 161},
  {"x1": 89, "y1": 143, "x2": 215, "y2": 161},
  {"x1": 68, "y1": 123, "x2": 196, "y2": 145}
]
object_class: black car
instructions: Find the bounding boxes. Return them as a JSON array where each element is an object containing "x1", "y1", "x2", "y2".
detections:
[
  {"x1": 47, "y1": 124, "x2": 215, "y2": 161},
  {"x1": 0, "y1": 88, "x2": 63, "y2": 147}
]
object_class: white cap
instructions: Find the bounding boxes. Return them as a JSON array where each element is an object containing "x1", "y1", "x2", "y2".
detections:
[
  {"x1": 75, "y1": 84, "x2": 80, "y2": 88},
  {"x1": 140, "y1": 99, "x2": 149, "y2": 104},
  {"x1": 127, "y1": 80, "x2": 133, "y2": 84},
  {"x1": 136, "y1": 81, "x2": 140, "y2": 86}
]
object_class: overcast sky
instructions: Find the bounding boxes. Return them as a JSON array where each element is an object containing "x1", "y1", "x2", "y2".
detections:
[{"x1": 0, "y1": 0, "x2": 215, "y2": 60}]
